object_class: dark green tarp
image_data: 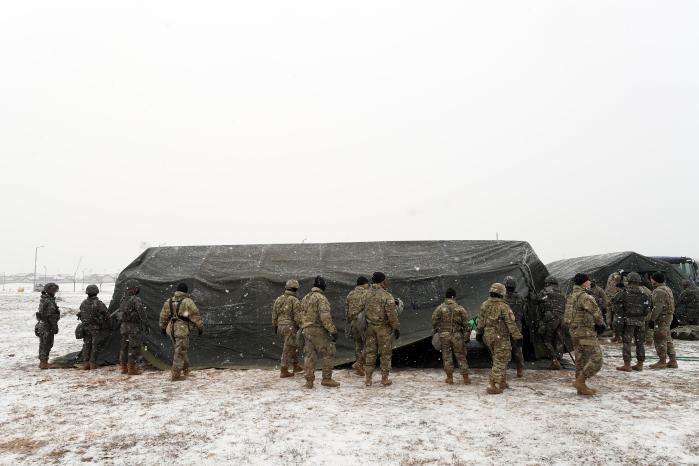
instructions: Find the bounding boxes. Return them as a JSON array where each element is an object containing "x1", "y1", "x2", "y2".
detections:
[{"x1": 59, "y1": 240, "x2": 550, "y2": 368}]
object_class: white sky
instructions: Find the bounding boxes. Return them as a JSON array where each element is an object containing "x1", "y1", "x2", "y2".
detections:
[{"x1": 1, "y1": 1, "x2": 698, "y2": 275}]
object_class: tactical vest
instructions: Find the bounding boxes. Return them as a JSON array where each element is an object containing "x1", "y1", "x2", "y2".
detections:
[
  {"x1": 540, "y1": 288, "x2": 566, "y2": 320},
  {"x1": 80, "y1": 299, "x2": 100, "y2": 325},
  {"x1": 435, "y1": 302, "x2": 462, "y2": 334},
  {"x1": 505, "y1": 293, "x2": 525, "y2": 322},
  {"x1": 364, "y1": 287, "x2": 389, "y2": 325},
  {"x1": 121, "y1": 296, "x2": 141, "y2": 324},
  {"x1": 621, "y1": 287, "x2": 650, "y2": 319}
]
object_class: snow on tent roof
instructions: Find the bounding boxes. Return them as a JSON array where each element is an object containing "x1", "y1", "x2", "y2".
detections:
[
  {"x1": 60, "y1": 240, "x2": 550, "y2": 368},
  {"x1": 546, "y1": 251, "x2": 685, "y2": 297}
]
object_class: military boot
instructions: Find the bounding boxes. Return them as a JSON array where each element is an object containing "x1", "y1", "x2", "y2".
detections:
[
  {"x1": 353, "y1": 362, "x2": 365, "y2": 377},
  {"x1": 381, "y1": 371, "x2": 392, "y2": 386},
  {"x1": 462, "y1": 373, "x2": 471, "y2": 385},
  {"x1": 364, "y1": 368, "x2": 374, "y2": 386},
  {"x1": 321, "y1": 377, "x2": 340, "y2": 388},
  {"x1": 516, "y1": 367, "x2": 524, "y2": 378},
  {"x1": 616, "y1": 361, "x2": 632, "y2": 372},
  {"x1": 127, "y1": 364, "x2": 143, "y2": 375},
  {"x1": 486, "y1": 383, "x2": 503, "y2": 395},
  {"x1": 293, "y1": 363, "x2": 304, "y2": 373},
  {"x1": 631, "y1": 361, "x2": 644, "y2": 371},
  {"x1": 502, "y1": 374, "x2": 510, "y2": 390},
  {"x1": 183, "y1": 366, "x2": 191, "y2": 377},
  {"x1": 304, "y1": 378, "x2": 314, "y2": 389},
  {"x1": 445, "y1": 370, "x2": 454, "y2": 385},
  {"x1": 171, "y1": 370, "x2": 185, "y2": 381},
  {"x1": 80, "y1": 362, "x2": 90, "y2": 370},
  {"x1": 650, "y1": 357, "x2": 668, "y2": 369},
  {"x1": 89, "y1": 362, "x2": 98, "y2": 370},
  {"x1": 280, "y1": 367, "x2": 294, "y2": 378},
  {"x1": 574, "y1": 375, "x2": 595, "y2": 396},
  {"x1": 120, "y1": 363, "x2": 128, "y2": 374},
  {"x1": 39, "y1": 359, "x2": 49, "y2": 370},
  {"x1": 667, "y1": 357, "x2": 679, "y2": 369},
  {"x1": 549, "y1": 359, "x2": 561, "y2": 370}
]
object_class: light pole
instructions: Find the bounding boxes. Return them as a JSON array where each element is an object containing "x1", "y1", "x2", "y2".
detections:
[
  {"x1": 43, "y1": 266, "x2": 47, "y2": 282},
  {"x1": 33, "y1": 245, "x2": 44, "y2": 292}
]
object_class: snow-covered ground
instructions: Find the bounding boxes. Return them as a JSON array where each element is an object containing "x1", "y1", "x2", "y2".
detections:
[{"x1": 1, "y1": 291, "x2": 697, "y2": 465}]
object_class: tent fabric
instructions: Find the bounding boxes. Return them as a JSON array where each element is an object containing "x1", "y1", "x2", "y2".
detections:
[
  {"x1": 546, "y1": 251, "x2": 685, "y2": 298},
  {"x1": 61, "y1": 241, "x2": 550, "y2": 368}
]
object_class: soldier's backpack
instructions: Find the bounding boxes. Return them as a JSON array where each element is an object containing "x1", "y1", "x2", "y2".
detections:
[
  {"x1": 623, "y1": 288, "x2": 651, "y2": 319},
  {"x1": 75, "y1": 323, "x2": 85, "y2": 340}
]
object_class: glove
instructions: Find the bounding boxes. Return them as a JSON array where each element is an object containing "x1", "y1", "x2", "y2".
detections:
[
  {"x1": 330, "y1": 332, "x2": 338, "y2": 342},
  {"x1": 476, "y1": 333, "x2": 483, "y2": 342},
  {"x1": 161, "y1": 328, "x2": 166, "y2": 336},
  {"x1": 648, "y1": 321, "x2": 655, "y2": 330},
  {"x1": 594, "y1": 323, "x2": 607, "y2": 333},
  {"x1": 393, "y1": 329, "x2": 400, "y2": 340},
  {"x1": 198, "y1": 327, "x2": 204, "y2": 336}
]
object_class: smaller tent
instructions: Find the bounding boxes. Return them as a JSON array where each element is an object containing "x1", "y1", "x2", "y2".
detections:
[{"x1": 546, "y1": 251, "x2": 685, "y2": 298}]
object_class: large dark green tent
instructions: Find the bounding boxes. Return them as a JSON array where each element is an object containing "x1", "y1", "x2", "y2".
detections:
[{"x1": 59, "y1": 240, "x2": 550, "y2": 368}]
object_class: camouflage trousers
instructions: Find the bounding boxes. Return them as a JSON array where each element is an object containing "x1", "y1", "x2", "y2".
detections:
[
  {"x1": 119, "y1": 332, "x2": 142, "y2": 365},
  {"x1": 81, "y1": 326, "x2": 100, "y2": 364},
  {"x1": 541, "y1": 320, "x2": 565, "y2": 361},
  {"x1": 620, "y1": 323, "x2": 645, "y2": 363},
  {"x1": 653, "y1": 317, "x2": 676, "y2": 360},
  {"x1": 574, "y1": 338, "x2": 603, "y2": 378},
  {"x1": 302, "y1": 326, "x2": 336, "y2": 381},
  {"x1": 365, "y1": 323, "x2": 393, "y2": 373},
  {"x1": 38, "y1": 332, "x2": 54, "y2": 361},
  {"x1": 277, "y1": 324, "x2": 299, "y2": 368},
  {"x1": 438, "y1": 331, "x2": 469, "y2": 375},
  {"x1": 172, "y1": 335, "x2": 190, "y2": 372},
  {"x1": 351, "y1": 324, "x2": 365, "y2": 366},
  {"x1": 484, "y1": 334, "x2": 511, "y2": 386}
]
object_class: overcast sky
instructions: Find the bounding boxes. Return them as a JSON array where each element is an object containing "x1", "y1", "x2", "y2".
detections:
[{"x1": 1, "y1": 1, "x2": 698, "y2": 276}]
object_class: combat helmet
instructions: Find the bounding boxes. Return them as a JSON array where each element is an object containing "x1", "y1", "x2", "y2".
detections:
[
  {"x1": 85, "y1": 284, "x2": 99, "y2": 295},
  {"x1": 490, "y1": 283, "x2": 506, "y2": 296},
  {"x1": 627, "y1": 272, "x2": 642, "y2": 285},
  {"x1": 124, "y1": 279, "x2": 140, "y2": 290},
  {"x1": 285, "y1": 279, "x2": 300, "y2": 290},
  {"x1": 43, "y1": 282, "x2": 59, "y2": 294},
  {"x1": 504, "y1": 276, "x2": 516, "y2": 290},
  {"x1": 544, "y1": 275, "x2": 558, "y2": 286}
]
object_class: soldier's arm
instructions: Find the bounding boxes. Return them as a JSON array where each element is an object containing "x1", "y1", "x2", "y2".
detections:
[
  {"x1": 347, "y1": 294, "x2": 365, "y2": 322},
  {"x1": 385, "y1": 295, "x2": 399, "y2": 330},
  {"x1": 135, "y1": 298, "x2": 147, "y2": 324},
  {"x1": 650, "y1": 290, "x2": 665, "y2": 321},
  {"x1": 271, "y1": 297, "x2": 281, "y2": 326},
  {"x1": 431, "y1": 306, "x2": 440, "y2": 333},
  {"x1": 318, "y1": 297, "x2": 337, "y2": 334},
  {"x1": 583, "y1": 295, "x2": 604, "y2": 326},
  {"x1": 98, "y1": 301, "x2": 110, "y2": 321},
  {"x1": 186, "y1": 299, "x2": 204, "y2": 331},
  {"x1": 461, "y1": 307, "x2": 471, "y2": 339},
  {"x1": 159, "y1": 300, "x2": 171, "y2": 330},
  {"x1": 292, "y1": 298, "x2": 303, "y2": 327},
  {"x1": 476, "y1": 304, "x2": 486, "y2": 335},
  {"x1": 504, "y1": 305, "x2": 522, "y2": 339}
]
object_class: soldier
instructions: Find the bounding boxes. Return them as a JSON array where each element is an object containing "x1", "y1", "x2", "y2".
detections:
[
  {"x1": 565, "y1": 273, "x2": 606, "y2": 396},
  {"x1": 272, "y1": 279, "x2": 303, "y2": 378},
  {"x1": 476, "y1": 283, "x2": 522, "y2": 395},
  {"x1": 160, "y1": 282, "x2": 204, "y2": 381},
  {"x1": 589, "y1": 281, "x2": 608, "y2": 324},
  {"x1": 345, "y1": 276, "x2": 369, "y2": 376},
  {"x1": 118, "y1": 279, "x2": 147, "y2": 375},
  {"x1": 677, "y1": 279, "x2": 699, "y2": 326},
  {"x1": 431, "y1": 288, "x2": 471, "y2": 385},
  {"x1": 77, "y1": 284, "x2": 110, "y2": 370},
  {"x1": 364, "y1": 272, "x2": 400, "y2": 387},
  {"x1": 649, "y1": 272, "x2": 678, "y2": 369},
  {"x1": 503, "y1": 276, "x2": 526, "y2": 378},
  {"x1": 35, "y1": 283, "x2": 60, "y2": 369},
  {"x1": 532, "y1": 276, "x2": 567, "y2": 370},
  {"x1": 612, "y1": 272, "x2": 651, "y2": 372},
  {"x1": 638, "y1": 280, "x2": 654, "y2": 346},
  {"x1": 605, "y1": 272, "x2": 623, "y2": 342},
  {"x1": 300, "y1": 276, "x2": 339, "y2": 388}
]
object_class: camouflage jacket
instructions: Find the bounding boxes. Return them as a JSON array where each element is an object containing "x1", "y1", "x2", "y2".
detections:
[
  {"x1": 272, "y1": 290, "x2": 302, "y2": 327},
  {"x1": 119, "y1": 294, "x2": 146, "y2": 335},
  {"x1": 345, "y1": 286, "x2": 368, "y2": 322},
  {"x1": 611, "y1": 285, "x2": 651, "y2": 326},
  {"x1": 533, "y1": 285, "x2": 566, "y2": 323},
  {"x1": 589, "y1": 286, "x2": 608, "y2": 313},
  {"x1": 476, "y1": 297, "x2": 522, "y2": 341},
  {"x1": 301, "y1": 287, "x2": 336, "y2": 335},
  {"x1": 78, "y1": 296, "x2": 110, "y2": 328},
  {"x1": 565, "y1": 285, "x2": 604, "y2": 341},
  {"x1": 363, "y1": 284, "x2": 399, "y2": 330},
  {"x1": 432, "y1": 299, "x2": 470, "y2": 336},
  {"x1": 160, "y1": 291, "x2": 204, "y2": 338},
  {"x1": 651, "y1": 285, "x2": 675, "y2": 321},
  {"x1": 605, "y1": 273, "x2": 622, "y2": 302},
  {"x1": 504, "y1": 291, "x2": 526, "y2": 330},
  {"x1": 36, "y1": 293, "x2": 60, "y2": 334}
]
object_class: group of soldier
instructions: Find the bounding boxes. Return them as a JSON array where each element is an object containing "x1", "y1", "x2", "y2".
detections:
[
  {"x1": 34, "y1": 280, "x2": 204, "y2": 381},
  {"x1": 33, "y1": 267, "x2": 682, "y2": 395}
]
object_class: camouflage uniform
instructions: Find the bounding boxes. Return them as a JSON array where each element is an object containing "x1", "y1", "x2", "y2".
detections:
[
  {"x1": 533, "y1": 282, "x2": 567, "y2": 365},
  {"x1": 650, "y1": 284, "x2": 677, "y2": 367},
  {"x1": 565, "y1": 285, "x2": 605, "y2": 392},
  {"x1": 35, "y1": 291, "x2": 60, "y2": 366},
  {"x1": 677, "y1": 282, "x2": 699, "y2": 325},
  {"x1": 345, "y1": 285, "x2": 368, "y2": 372},
  {"x1": 363, "y1": 284, "x2": 399, "y2": 383},
  {"x1": 589, "y1": 285, "x2": 608, "y2": 323},
  {"x1": 611, "y1": 277, "x2": 651, "y2": 369},
  {"x1": 639, "y1": 285, "x2": 654, "y2": 345},
  {"x1": 118, "y1": 294, "x2": 147, "y2": 368},
  {"x1": 160, "y1": 291, "x2": 204, "y2": 379},
  {"x1": 504, "y1": 289, "x2": 526, "y2": 374},
  {"x1": 77, "y1": 295, "x2": 110, "y2": 367},
  {"x1": 431, "y1": 299, "x2": 470, "y2": 380},
  {"x1": 476, "y1": 295, "x2": 522, "y2": 391},
  {"x1": 272, "y1": 289, "x2": 303, "y2": 373},
  {"x1": 300, "y1": 287, "x2": 337, "y2": 387},
  {"x1": 605, "y1": 273, "x2": 622, "y2": 339}
]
